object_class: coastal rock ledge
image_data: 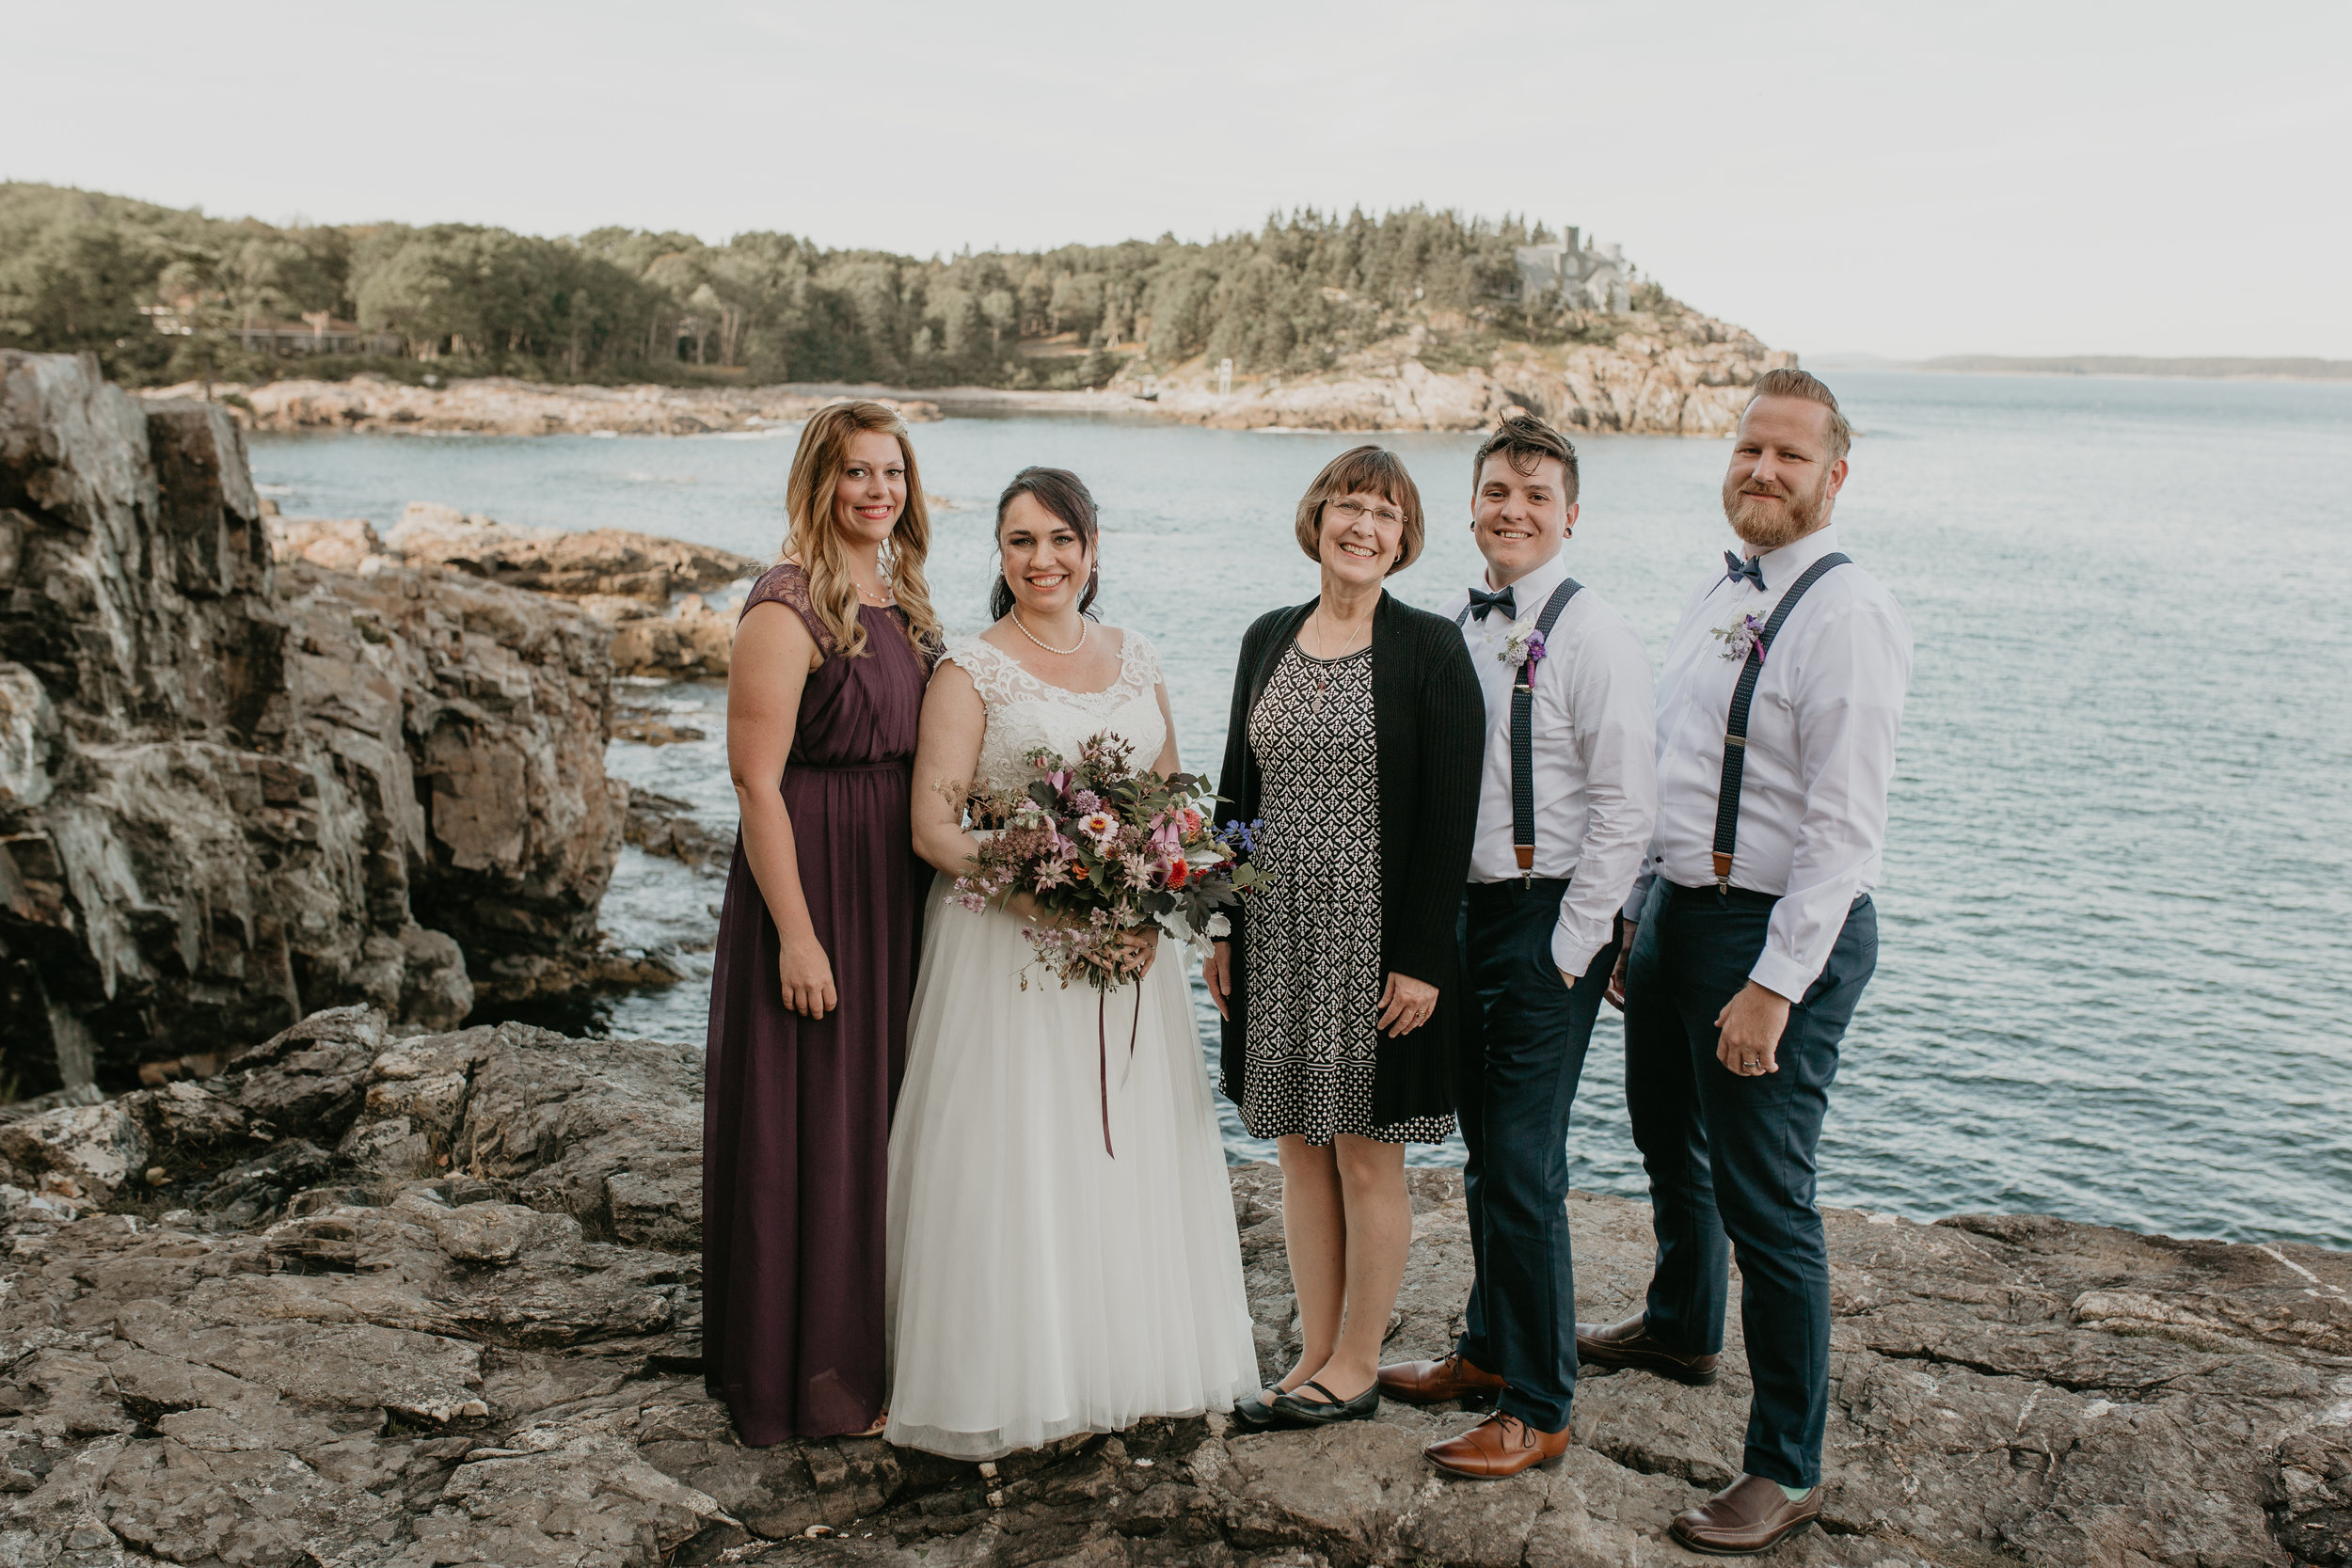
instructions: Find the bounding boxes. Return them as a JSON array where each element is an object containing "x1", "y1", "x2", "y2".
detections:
[
  {"x1": 0, "y1": 1006, "x2": 2343, "y2": 1567},
  {"x1": 0, "y1": 351, "x2": 677, "y2": 1094}
]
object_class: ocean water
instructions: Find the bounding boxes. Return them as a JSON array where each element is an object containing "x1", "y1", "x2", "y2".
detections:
[{"x1": 249, "y1": 371, "x2": 2352, "y2": 1250}]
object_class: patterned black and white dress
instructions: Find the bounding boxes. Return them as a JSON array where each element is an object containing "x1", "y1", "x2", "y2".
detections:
[{"x1": 1240, "y1": 641, "x2": 1456, "y2": 1147}]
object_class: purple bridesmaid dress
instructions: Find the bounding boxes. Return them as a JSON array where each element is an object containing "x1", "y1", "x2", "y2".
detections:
[{"x1": 703, "y1": 562, "x2": 931, "y2": 1443}]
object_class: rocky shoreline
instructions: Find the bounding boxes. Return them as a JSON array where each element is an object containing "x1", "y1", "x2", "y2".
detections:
[
  {"x1": 149, "y1": 300, "x2": 1791, "y2": 440},
  {"x1": 0, "y1": 1005, "x2": 2342, "y2": 1566},
  {"x1": 0, "y1": 353, "x2": 697, "y2": 1094},
  {"x1": 146, "y1": 377, "x2": 945, "y2": 438},
  {"x1": 12, "y1": 349, "x2": 2347, "y2": 1566}
]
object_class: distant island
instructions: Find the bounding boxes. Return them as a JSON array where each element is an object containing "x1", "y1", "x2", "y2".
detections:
[
  {"x1": 1818, "y1": 353, "x2": 2352, "y2": 382},
  {"x1": 0, "y1": 182, "x2": 1787, "y2": 435}
]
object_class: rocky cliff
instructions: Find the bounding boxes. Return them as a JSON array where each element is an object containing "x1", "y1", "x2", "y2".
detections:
[
  {"x1": 158, "y1": 378, "x2": 941, "y2": 438},
  {"x1": 0, "y1": 1006, "x2": 2341, "y2": 1567},
  {"x1": 0, "y1": 352, "x2": 647, "y2": 1095},
  {"x1": 1109, "y1": 300, "x2": 1794, "y2": 436},
  {"x1": 156, "y1": 295, "x2": 1788, "y2": 442}
]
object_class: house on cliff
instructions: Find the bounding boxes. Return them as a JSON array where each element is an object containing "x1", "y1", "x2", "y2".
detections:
[{"x1": 1512, "y1": 228, "x2": 1632, "y2": 313}]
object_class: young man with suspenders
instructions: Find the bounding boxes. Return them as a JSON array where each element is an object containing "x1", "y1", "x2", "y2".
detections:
[
  {"x1": 1377, "y1": 415, "x2": 1658, "y2": 1477},
  {"x1": 1588, "y1": 370, "x2": 1913, "y2": 1553}
]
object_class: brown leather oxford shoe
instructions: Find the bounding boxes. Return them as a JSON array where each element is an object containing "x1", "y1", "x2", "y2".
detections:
[
  {"x1": 1422, "y1": 1412, "x2": 1573, "y2": 1479},
  {"x1": 1573, "y1": 1314, "x2": 1720, "y2": 1385},
  {"x1": 1669, "y1": 1475, "x2": 1820, "y2": 1555},
  {"x1": 1375, "y1": 1352, "x2": 1504, "y2": 1405}
]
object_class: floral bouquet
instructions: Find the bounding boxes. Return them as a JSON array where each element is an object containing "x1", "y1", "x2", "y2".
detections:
[
  {"x1": 954, "y1": 732, "x2": 1268, "y2": 993},
  {"x1": 952, "y1": 732, "x2": 1268, "y2": 1157}
]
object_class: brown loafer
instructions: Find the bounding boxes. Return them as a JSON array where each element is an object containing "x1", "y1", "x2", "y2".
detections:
[
  {"x1": 1669, "y1": 1475, "x2": 1820, "y2": 1555},
  {"x1": 1376, "y1": 1352, "x2": 1504, "y2": 1405},
  {"x1": 1574, "y1": 1313, "x2": 1720, "y2": 1386},
  {"x1": 1422, "y1": 1412, "x2": 1573, "y2": 1479}
]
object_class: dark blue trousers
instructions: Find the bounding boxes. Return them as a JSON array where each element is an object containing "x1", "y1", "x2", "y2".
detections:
[
  {"x1": 1622, "y1": 880, "x2": 1877, "y2": 1489},
  {"x1": 1453, "y1": 879, "x2": 1617, "y2": 1434}
]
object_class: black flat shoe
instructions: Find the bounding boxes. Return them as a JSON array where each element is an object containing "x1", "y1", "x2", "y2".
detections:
[
  {"x1": 1231, "y1": 1391, "x2": 1280, "y2": 1431},
  {"x1": 1271, "y1": 1378, "x2": 1380, "y2": 1427}
]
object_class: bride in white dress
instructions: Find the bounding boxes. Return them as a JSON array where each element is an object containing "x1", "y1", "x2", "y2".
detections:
[{"x1": 887, "y1": 467, "x2": 1259, "y2": 1460}]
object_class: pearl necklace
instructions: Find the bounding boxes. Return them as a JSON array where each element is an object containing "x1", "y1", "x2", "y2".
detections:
[{"x1": 1009, "y1": 609, "x2": 1087, "y2": 657}]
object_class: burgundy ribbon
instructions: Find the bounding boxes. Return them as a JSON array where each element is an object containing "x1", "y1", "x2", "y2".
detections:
[{"x1": 1095, "y1": 984, "x2": 1144, "y2": 1157}]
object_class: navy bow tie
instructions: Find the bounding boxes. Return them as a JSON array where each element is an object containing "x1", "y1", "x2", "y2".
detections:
[
  {"x1": 1467, "y1": 584, "x2": 1517, "y2": 622},
  {"x1": 1723, "y1": 551, "x2": 1767, "y2": 591}
]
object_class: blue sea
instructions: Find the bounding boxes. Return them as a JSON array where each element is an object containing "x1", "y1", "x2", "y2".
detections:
[{"x1": 249, "y1": 371, "x2": 2352, "y2": 1250}]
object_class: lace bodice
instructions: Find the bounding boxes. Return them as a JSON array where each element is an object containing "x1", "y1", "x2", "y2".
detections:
[{"x1": 946, "y1": 630, "x2": 1168, "y2": 793}]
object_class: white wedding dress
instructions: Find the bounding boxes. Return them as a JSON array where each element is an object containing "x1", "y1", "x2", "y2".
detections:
[{"x1": 883, "y1": 630, "x2": 1260, "y2": 1460}]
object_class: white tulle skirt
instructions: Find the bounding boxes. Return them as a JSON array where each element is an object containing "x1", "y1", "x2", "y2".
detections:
[{"x1": 884, "y1": 876, "x2": 1261, "y2": 1460}]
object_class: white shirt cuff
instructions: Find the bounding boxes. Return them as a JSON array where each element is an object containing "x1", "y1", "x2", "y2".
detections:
[
  {"x1": 1746, "y1": 949, "x2": 1816, "y2": 1004},
  {"x1": 1550, "y1": 928, "x2": 1604, "y2": 982}
]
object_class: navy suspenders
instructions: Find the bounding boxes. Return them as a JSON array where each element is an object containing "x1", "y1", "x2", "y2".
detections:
[
  {"x1": 1710, "y1": 553, "x2": 1850, "y2": 892},
  {"x1": 1457, "y1": 576, "x2": 1583, "y2": 884}
]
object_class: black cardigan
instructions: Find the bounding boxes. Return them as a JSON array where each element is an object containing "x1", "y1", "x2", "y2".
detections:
[{"x1": 1215, "y1": 592, "x2": 1486, "y2": 1129}]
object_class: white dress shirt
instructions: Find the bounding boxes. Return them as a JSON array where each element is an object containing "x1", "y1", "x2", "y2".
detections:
[
  {"x1": 1625, "y1": 523, "x2": 1913, "y2": 1001},
  {"x1": 1438, "y1": 551, "x2": 1659, "y2": 980}
]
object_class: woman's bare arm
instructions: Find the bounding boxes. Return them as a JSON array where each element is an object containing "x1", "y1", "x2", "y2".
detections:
[
  {"x1": 911, "y1": 661, "x2": 988, "y2": 878},
  {"x1": 727, "y1": 601, "x2": 834, "y2": 1017},
  {"x1": 1151, "y1": 679, "x2": 1182, "y2": 778}
]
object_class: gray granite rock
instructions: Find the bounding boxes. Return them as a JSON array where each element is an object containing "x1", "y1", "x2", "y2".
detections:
[
  {"x1": 0, "y1": 353, "x2": 642, "y2": 1096},
  {"x1": 0, "y1": 1012, "x2": 2344, "y2": 1566}
]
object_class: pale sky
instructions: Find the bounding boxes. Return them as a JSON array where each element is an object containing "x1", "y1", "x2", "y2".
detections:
[{"x1": 8, "y1": 0, "x2": 2347, "y2": 360}]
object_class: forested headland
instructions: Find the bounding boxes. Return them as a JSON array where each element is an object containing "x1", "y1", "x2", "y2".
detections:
[{"x1": 0, "y1": 182, "x2": 1708, "y2": 392}]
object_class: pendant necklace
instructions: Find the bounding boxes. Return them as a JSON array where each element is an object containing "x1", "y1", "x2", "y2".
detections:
[
  {"x1": 1309, "y1": 608, "x2": 1369, "y2": 712},
  {"x1": 854, "y1": 552, "x2": 896, "y2": 607},
  {"x1": 1010, "y1": 609, "x2": 1087, "y2": 657}
]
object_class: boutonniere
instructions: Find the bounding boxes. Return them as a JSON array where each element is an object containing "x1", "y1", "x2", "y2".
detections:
[
  {"x1": 1710, "y1": 610, "x2": 1769, "y2": 664},
  {"x1": 1501, "y1": 611, "x2": 1548, "y2": 673}
]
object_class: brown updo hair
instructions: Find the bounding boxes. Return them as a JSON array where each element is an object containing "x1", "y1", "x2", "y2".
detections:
[
  {"x1": 992, "y1": 467, "x2": 1103, "y2": 622},
  {"x1": 1293, "y1": 445, "x2": 1424, "y2": 576}
]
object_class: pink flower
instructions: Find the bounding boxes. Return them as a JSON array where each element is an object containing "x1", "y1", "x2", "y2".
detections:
[{"x1": 1078, "y1": 812, "x2": 1118, "y2": 844}]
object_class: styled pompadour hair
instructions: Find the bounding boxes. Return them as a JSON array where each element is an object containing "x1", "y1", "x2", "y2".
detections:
[
  {"x1": 1744, "y1": 368, "x2": 1853, "y2": 462},
  {"x1": 1470, "y1": 413, "x2": 1580, "y2": 504}
]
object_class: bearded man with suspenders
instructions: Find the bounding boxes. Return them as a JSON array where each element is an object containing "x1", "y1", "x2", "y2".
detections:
[
  {"x1": 1587, "y1": 369, "x2": 1913, "y2": 1554},
  {"x1": 1376, "y1": 415, "x2": 1658, "y2": 1477}
]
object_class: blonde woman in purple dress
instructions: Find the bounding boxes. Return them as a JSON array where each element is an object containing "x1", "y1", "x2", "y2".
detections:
[{"x1": 705, "y1": 402, "x2": 941, "y2": 1445}]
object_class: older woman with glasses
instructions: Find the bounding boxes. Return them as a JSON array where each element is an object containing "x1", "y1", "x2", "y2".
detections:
[{"x1": 1206, "y1": 446, "x2": 1484, "y2": 1430}]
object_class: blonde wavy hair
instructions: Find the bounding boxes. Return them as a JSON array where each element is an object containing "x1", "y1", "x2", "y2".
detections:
[{"x1": 781, "y1": 401, "x2": 941, "y2": 658}]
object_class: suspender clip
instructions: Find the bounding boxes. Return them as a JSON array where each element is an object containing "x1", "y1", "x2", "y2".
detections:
[
  {"x1": 1711, "y1": 850, "x2": 1733, "y2": 895},
  {"x1": 1516, "y1": 844, "x2": 1534, "y2": 887}
]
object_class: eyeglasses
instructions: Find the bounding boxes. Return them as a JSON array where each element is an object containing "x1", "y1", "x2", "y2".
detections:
[{"x1": 1327, "y1": 499, "x2": 1405, "y2": 529}]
